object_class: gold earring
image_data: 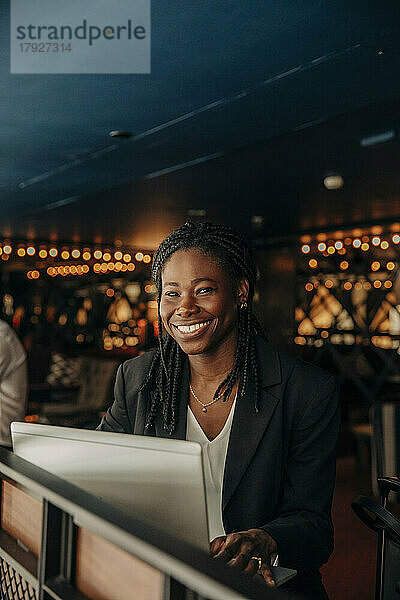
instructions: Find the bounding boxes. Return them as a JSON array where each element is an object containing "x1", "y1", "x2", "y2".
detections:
[{"x1": 239, "y1": 301, "x2": 248, "y2": 309}]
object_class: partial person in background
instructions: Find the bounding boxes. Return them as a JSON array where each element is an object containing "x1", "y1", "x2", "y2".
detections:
[{"x1": 0, "y1": 319, "x2": 28, "y2": 448}]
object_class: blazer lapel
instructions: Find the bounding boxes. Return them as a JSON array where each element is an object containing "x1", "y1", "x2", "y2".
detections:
[
  {"x1": 222, "y1": 339, "x2": 282, "y2": 509},
  {"x1": 153, "y1": 356, "x2": 189, "y2": 440}
]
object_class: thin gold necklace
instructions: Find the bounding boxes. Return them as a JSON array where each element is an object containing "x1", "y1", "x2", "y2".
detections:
[{"x1": 189, "y1": 381, "x2": 238, "y2": 413}]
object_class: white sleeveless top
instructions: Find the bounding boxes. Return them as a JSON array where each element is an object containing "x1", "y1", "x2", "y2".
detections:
[{"x1": 186, "y1": 399, "x2": 237, "y2": 542}]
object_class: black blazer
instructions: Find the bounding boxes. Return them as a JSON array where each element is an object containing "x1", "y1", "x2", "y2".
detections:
[{"x1": 99, "y1": 336, "x2": 340, "y2": 599}]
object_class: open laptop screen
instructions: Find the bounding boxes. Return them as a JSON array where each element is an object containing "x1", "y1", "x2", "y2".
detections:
[{"x1": 11, "y1": 422, "x2": 210, "y2": 551}]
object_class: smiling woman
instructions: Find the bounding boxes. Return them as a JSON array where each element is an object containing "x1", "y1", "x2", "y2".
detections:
[
  {"x1": 98, "y1": 222, "x2": 340, "y2": 600},
  {"x1": 160, "y1": 249, "x2": 247, "y2": 358}
]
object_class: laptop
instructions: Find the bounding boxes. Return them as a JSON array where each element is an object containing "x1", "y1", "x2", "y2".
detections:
[{"x1": 11, "y1": 422, "x2": 296, "y2": 586}]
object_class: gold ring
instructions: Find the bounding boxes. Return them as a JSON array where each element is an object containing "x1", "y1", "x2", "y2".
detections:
[{"x1": 251, "y1": 556, "x2": 262, "y2": 570}]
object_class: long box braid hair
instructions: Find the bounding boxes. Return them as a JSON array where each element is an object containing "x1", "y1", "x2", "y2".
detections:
[{"x1": 141, "y1": 222, "x2": 267, "y2": 435}]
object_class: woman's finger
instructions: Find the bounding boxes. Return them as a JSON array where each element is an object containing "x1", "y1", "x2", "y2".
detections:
[
  {"x1": 210, "y1": 536, "x2": 226, "y2": 555},
  {"x1": 213, "y1": 534, "x2": 238, "y2": 562},
  {"x1": 242, "y1": 558, "x2": 260, "y2": 576},
  {"x1": 260, "y1": 564, "x2": 275, "y2": 587},
  {"x1": 226, "y1": 550, "x2": 252, "y2": 571}
]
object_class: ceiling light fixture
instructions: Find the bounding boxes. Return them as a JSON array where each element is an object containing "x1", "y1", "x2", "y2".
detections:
[
  {"x1": 323, "y1": 175, "x2": 344, "y2": 190},
  {"x1": 360, "y1": 129, "x2": 396, "y2": 147},
  {"x1": 109, "y1": 131, "x2": 133, "y2": 138}
]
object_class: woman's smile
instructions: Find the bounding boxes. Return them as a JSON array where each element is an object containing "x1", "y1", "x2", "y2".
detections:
[{"x1": 172, "y1": 319, "x2": 215, "y2": 336}]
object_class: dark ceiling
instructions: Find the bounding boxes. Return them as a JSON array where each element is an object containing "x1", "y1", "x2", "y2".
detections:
[{"x1": 1, "y1": 0, "x2": 400, "y2": 249}]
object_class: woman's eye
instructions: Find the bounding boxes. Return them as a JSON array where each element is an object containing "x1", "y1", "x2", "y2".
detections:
[
  {"x1": 164, "y1": 291, "x2": 179, "y2": 297},
  {"x1": 197, "y1": 287, "x2": 215, "y2": 294}
]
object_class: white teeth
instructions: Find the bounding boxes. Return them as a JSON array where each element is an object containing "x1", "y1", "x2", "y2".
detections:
[{"x1": 176, "y1": 320, "x2": 211, "y2": 333}]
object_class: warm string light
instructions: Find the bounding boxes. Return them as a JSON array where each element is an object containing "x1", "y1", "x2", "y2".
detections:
[
  {"x1": 300, "y1": 224, "x2": 400, "y2": 256},
  {"x1": 300, "y1": 226, "x2": 399, "y2": 295},
  {"x1": 46, "y1": 264, "x2": 90, "y2": 277},
  {"x1": 0, "y1": 240, "x2": 152, "y2": 279},
  {"x1": 302, "y1": 276, "x2": 394, "y2": 291}
]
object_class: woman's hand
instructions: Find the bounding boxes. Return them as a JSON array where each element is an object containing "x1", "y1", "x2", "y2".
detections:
[{"x1": 210, "y1": 528, "x2": 278, "y2": 586}]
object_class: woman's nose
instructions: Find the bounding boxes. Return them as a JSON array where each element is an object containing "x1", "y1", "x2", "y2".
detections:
[{"x1": 176, "y1": 295, "x2": 199, "y2": 316}]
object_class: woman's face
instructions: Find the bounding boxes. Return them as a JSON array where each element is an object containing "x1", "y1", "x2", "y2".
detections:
[{"x1": 160, "y1": 248, "x2": 248, "y2": 356}]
